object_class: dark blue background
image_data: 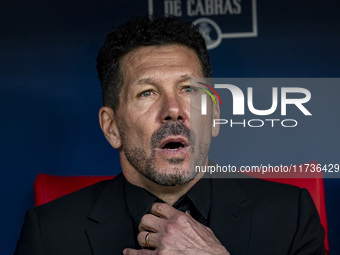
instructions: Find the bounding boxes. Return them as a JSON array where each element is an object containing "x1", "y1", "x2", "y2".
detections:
[{"x1": 1, "y1": 0, "x2": 339, "y2": 254}]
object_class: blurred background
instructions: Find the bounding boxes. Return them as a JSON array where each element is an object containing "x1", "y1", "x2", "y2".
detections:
[{"x1": 1, "y1": 0, "x2": 339, "y2": 254}]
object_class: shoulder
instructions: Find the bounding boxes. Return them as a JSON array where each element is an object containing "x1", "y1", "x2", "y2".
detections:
[
  {"x1": 235, "y1": 177, "x2": 301, "y2": 199},
  {"x1": 213, "y1": 177, "x2": 325, "y2": 254},
  {"x1": 213, "y1": 176, "x2": 311, "y2": 211},
  {"x1": 33, "y1": 174, "x2": 124, "y2": 222},
  {"x1": 213, "y1": 176, "x2": 301, "y2": 195},
  {"x1": 15, "y1": 174, "x2": 126, "y2": 255}
]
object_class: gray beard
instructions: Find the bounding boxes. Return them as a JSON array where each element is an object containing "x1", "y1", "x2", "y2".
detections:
[{"x1": 118, "y1": 121, "x2": 209, "y2": 186}]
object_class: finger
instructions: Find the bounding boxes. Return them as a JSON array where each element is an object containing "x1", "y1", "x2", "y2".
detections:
[
  {"x1": 138, "y1": 213, "x2": 164, "y2": 232},
  {"x1": 123, "y1": 248, "x2": 157, "y2": 255},
  {"x1": 137, "y1": 231, "x2": 157, "y2": 248},
  {"x1": 185, "y1": 210, "x2": 196, "y2": 221},
  {"x1": 149, "y1": 202, "x2": 181, "y2": 219}
]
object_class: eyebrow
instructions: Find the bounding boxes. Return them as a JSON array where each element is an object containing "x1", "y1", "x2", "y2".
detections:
[
  {"x1": 137, "y1": 74, "x2": 192, "y2": 86},
  {"x1": 137, "y1": 77, "x2": 156, "y2": 85}
]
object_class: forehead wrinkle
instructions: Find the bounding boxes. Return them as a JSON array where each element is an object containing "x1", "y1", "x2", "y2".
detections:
[
  {"x1": 123, "y1": 45, "x2": 200, "y2": 71},
  {"x1": 121, "y1": 45, "x2": 203, "y2": 89},
  {"x1": 136, "y1": 74, "x2": 192, "y2": 87},
  {"x1": 125, "y1": 46, "x2": 184, "y2": 67}
]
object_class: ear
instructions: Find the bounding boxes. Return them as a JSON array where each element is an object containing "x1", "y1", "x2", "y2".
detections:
[
  {"x1": 211, "y1": 95, "x2": 220, "y2": 137},
  {"x1": 99, "y1": 106, "x2": 122, "y2": 149}
]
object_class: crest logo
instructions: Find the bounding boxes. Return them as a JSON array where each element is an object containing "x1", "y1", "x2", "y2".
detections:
[{"x1": 148, "y1": 0, "x2": 258, "y2": 49}]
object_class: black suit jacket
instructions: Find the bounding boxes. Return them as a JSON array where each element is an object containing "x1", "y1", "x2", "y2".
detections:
[{"x1": 14, "y1": 174, "x2": 325, "y2": 255}]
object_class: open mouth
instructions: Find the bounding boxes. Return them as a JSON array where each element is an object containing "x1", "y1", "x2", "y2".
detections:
[
  {"x1": 162, "y1": 142, "x2": 185, "y2": 151},
  {"x1": 159, "y1": 137, "x2": 189, "y2": 152}
]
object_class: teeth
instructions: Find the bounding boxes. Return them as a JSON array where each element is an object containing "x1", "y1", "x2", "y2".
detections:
[{"x1": 167, "y1": 148, "x2": 179, "y2": 151}]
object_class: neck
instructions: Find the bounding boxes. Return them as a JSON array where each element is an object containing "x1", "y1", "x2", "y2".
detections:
[
  {"x1": 145, "y1": 173, "x2": 204, "y2": 205},
  {"x1": 123, "y1": 170, "x2": 205, "y2": 205}
]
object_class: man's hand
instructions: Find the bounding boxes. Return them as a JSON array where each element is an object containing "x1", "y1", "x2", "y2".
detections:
[{"x1": 123, "y1": 203, "x2": 229, "y2": 255}]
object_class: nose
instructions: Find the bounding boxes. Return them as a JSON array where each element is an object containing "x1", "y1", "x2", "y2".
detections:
[{"x1": 160, "y1": 93, "x2": 186, "y2": 123}]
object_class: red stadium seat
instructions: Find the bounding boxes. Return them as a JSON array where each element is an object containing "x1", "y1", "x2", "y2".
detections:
[{"x1": 34, "y1": 174, "x2": 115, "y2": 207}]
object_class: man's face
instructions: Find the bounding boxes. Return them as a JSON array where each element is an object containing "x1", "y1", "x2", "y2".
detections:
[{"x1": 113, "y1": 45, "x2": 218, "y2": 186}]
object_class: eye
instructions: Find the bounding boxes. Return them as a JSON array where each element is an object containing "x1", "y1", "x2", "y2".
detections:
[
  {"x1": 183, "y1": 86, "x2": 193, "y2": 93},
  {"x1": 138, "y1": 90, "x2": 153, "y2": 97},
  {"x1": 182, "y1": 86, "x2": 199, "y2": 94}
]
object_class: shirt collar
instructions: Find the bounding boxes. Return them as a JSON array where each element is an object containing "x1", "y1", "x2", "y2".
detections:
[
  {"x1": 123, "y1": 175, "x2": 211, "y2": 224},
  {"x1": 123, "y1": 176, "x2": 158, "y2": 225},
  {"x1": 183, "y1": 177, "x2": 211, "y2": 220}
]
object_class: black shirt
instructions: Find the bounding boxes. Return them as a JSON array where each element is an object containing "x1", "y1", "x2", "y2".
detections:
[{"x1": 122, "y1": 176, "x2": 211, "y2": 248}]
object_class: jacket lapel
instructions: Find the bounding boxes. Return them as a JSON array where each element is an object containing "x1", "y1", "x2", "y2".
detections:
[
  {"x1": 84, "y1": 174, "x2": 253, "y2": 254},
  {"x1": 86, "y1": 174, "x2": 135, "y2": 255},
  {"x1": 209, "y1": 178, "x2": 252, "y2": 255}
]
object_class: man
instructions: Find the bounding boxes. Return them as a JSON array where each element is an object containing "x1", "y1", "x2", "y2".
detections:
[{"x1": 15, "y1": 16, "x2": 325, "y2": 255}]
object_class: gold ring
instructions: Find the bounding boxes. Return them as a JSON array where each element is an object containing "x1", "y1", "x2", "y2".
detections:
[{"x1": 145, "y1": 232, "x2": 151, "y2": 247}]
